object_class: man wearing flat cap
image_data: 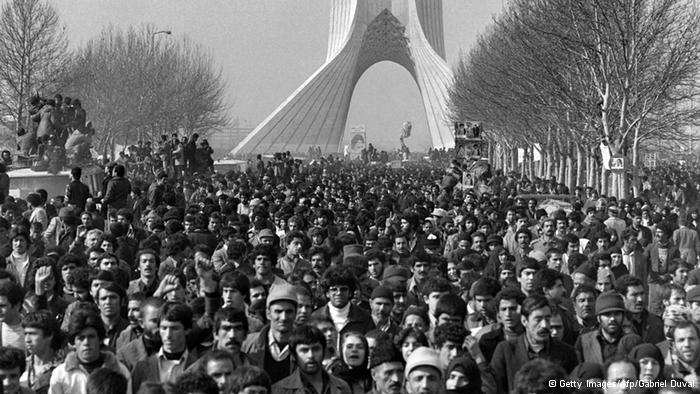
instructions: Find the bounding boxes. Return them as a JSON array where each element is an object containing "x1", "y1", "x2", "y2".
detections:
[{"x1": 574, "y1": 291, "x2": 642, "y2": 365}]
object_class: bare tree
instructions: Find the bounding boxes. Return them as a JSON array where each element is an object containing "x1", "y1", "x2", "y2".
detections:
[
  {"x1": 449, "y1": 0, "x2": 700, "y2": 198},
  {"x1": 64, "y1": 25, "x2": 231, "y2": 155},
  {"x1": 0, "y1": 0, "x2": 68, "y2": 132}
]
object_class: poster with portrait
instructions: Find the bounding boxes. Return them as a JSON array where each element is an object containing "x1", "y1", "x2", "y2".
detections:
[{"x1": 348, "y1": 125, "x2": 366, "y2": 160}]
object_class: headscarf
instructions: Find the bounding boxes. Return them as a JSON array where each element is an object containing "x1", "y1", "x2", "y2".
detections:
[
  {"x1": 629, "y1": 343, "x2": 664, "y2": 380},
  {"x1": 445, "y1": 357, "x2": 482, "y2": 394},
  {"x1": 330, "y1": 333, "x2": 372, "y2": 393}
]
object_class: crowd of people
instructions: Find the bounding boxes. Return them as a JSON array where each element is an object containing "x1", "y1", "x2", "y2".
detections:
[
  {"x1": 15, "y1": 94, "x2": 93, "y2": 173},
  {"x1": 1, "y1": 151, "x2": 700, "y2": 394}
]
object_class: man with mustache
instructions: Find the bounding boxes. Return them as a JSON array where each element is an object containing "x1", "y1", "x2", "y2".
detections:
[
  {"x1": 271, "y1": 325, "x2": 351, "y2": 394},
  {"x1": 187, "y1": 307, "x2": 251, "y2": 374},
  {"x1": 490, "y1": 295, "x2": 578, "y2": 393},
  {"x1": 367, "y1": 338, "x2": 404, "y2": 394},
  {"x1": 117, "y1": 297, "x2": 165, "y2": 371},
  {"x1": 574, "y1": 291, "x2": 642, "y2": 365},
  {"x1": 669, "y1": 320, "x2": 700, "y2": 385},
  {"x1": 571, "y1": 284, "x2": 597, "y2": 335},
  {"x1": 616, "y1": 274, "x2": 665, "y2": 344}
]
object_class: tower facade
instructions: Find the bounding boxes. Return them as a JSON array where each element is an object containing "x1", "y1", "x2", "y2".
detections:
[{"x1": 231, "y1": 0, "x2": 455, "y2": 156}]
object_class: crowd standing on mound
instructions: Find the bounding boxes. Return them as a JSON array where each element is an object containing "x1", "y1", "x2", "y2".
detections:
[{"x1": 2, "y1": 150, "x2": 700, "y2": 394}]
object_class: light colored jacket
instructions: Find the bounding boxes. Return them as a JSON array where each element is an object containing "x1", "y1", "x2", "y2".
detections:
[{"x1": 49, "y1": 351, "x2": 131, "y2": 394}]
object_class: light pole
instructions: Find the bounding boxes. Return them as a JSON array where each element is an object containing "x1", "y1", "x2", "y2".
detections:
[{"x1": 151, "y1": 30, "x2": 171, "y2": 53}]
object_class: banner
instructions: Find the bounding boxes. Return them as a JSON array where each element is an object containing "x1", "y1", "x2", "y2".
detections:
[{"x1": 348, "y1": 125, "x2": 366, "y2": 159}]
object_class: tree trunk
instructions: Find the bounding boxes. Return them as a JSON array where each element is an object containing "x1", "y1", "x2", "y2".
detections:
[
  {"x1": 512, "y1": 146, "x2": 518, "y2": 173},
  {"x1": 529, "y1": 146, "x2": 535, "y2": 179},
  {"x1": 576, "y1": 143, "x2": 584, "y2": 189},
  {"x1": 601, "y1": 166, "x2": 608, "y2": 197},
  {"x1": 558, "y1": 149, "x2": 565, "y2": 185}
]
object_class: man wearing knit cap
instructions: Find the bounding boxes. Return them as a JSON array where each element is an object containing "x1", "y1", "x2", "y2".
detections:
[
  {"x1": 242, "y1": 284, "x2": 298, "y2": 383},
  {"x1": 370, "y1": 286, "x2": 398, "y2": 336},
  {"x1": 574, "y1": 291, "x2": 642, "y2": 365},
  {"x1": 403, "y1": 347, "x2": 442, "y2": 394},
  {"x1": 572, "y1": 262, "x2": 596, "y2": 290},
  {"x1": 686, "y1": 286, "x2": 700, "y2": 325},
  {"x1": 381, "y1": 265, "x2": 412, "y2": 324},
  {"x1": 368, "y1": 338, "x2": 404, "y2": 394}
]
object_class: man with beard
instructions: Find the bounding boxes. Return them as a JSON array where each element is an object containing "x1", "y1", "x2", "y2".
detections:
[
  {"x1": 575, "y1": 291, "x2": 642, "y2": 364},
  {"x1": 369, "y1": 286, "x2": 398, "y2": 336},
  {"x1": 390, "y1": 234, "x2": 412, "y2": 266},
  {"x1": 311, "y1": 266, "x2": 374, "y2": 337},
  {"x1": 117, "y1": 297, "x2": 164, "y2": 370},
  {"x1": 242, "y1": 284, "x2": 297, "y2": 383},
  {"x1": 49, "y1": 309, "x2": 131, "y2": 394},
  {"x1": 367, "y1": 338, "x2": 404, "y2": 394},
  {"x1": 272, "y1": 325, "x2": 350, "y2": 394},
  {"x1": 616, "y1": 274, "x2": 664, "y2": 344},
  {"x1": 308, "y1": 246, "x2": 330, "y2": 279},
  {"x1": 478, "y1": 288, "x2": 526, "y2": 362},
  {"x1": 381, "y1": 266, "x2": 411, "y2": 325},
  {"x1": 490, "y1": 295, "x2": 577, "y2": 393},
  {"x1": 571, "y1": 284, "x2": 597, "y2": 335},
  {"x1": 669, "y1": 320, "x2": 700, "y2": 384}
]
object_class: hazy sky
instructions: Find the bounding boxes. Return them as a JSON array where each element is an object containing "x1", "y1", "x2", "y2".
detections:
[{"x1": 50, "y1": 0, "x2": 504, "y2": 152}]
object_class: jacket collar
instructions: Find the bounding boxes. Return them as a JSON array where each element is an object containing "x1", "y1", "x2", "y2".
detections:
[{"x1": 64, "y1": 350, "x2": 121, "y2": 372}]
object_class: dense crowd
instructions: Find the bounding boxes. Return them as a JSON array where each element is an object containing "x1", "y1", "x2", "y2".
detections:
[{"x1": 1, "y1": 153, "x2": 700, "y2": 394}]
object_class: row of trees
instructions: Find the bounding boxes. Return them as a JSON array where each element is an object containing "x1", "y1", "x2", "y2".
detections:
[
  {"x1": 0, "y1": 0, "x2": 230, "y2": 156},
  {"x1": 449, "y1": 0, "x2": 700, "y2": 198}
]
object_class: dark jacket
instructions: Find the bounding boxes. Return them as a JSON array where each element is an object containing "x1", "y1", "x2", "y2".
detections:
[
  {"x1": 188, "y1": 229, "x2": 219, "y2": 254},
  {"x1": 490, "y1": 334, "x2": 578, "y2": 393},
  {"x1": 272, "y1": 368, "x2": 351, "y2": 394},
  {"x1": 628, "y1": 309, "x2": 665, "y2": 345},
  {"x1": 310, "y1": 304, "x2": 375, "y2": 336},
  {"x1": 103, "y1": 176, "x2": 132, "y2": 210},
  {"x1": 117, "y1": 336, "x2": 149, "y2": 372},
  {"x1": 65, "y1": 180, "x2": 91, "y2": 210},
  {"x1": 131, "y1": 349, "x2": 199, "y2": 393},
  {"x1": 241, "y1": 325, "x2": 296, "y2": 372},
  {"x1": 147, "y1": 183, "x2": 164, "y2": 208}
]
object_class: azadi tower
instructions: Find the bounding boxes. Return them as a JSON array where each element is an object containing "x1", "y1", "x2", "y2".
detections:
[{"x1": 231, "y1": 0, "x2": 455, "y2": 156}]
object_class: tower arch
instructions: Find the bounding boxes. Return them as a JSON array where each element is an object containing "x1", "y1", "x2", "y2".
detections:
[{"x1": 231, "y1": 0, "x2": 454, "y2": 156}]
